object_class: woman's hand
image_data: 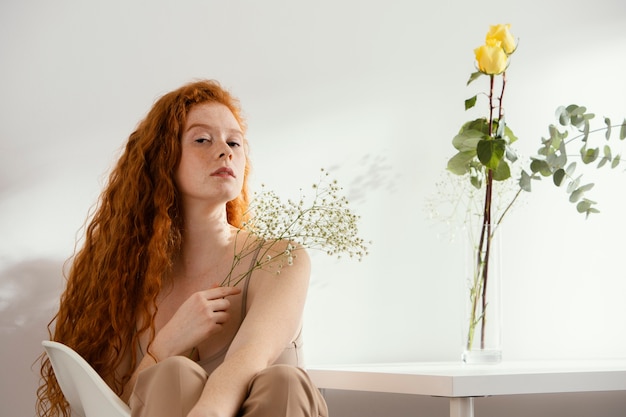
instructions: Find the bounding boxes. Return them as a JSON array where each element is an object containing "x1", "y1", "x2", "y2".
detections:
[{"x1": 150, "y1": 286, "x2": 241, "y2": 360}]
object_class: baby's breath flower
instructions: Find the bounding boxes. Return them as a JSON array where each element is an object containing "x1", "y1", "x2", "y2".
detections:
[{"x1": 220, "y1": 171, "x2": 370, "y2": 286}]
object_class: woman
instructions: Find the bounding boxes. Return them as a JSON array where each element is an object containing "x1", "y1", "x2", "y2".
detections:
[{"x1": 37, "y1": 80, "x2": 328, "y2": 417}]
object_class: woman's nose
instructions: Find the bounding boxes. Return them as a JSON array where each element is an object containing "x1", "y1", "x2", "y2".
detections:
[{"x1": 218, "y1": 144, "x2": 233, "y2": 160}]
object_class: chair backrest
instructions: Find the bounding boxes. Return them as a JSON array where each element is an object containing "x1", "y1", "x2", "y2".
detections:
[{"x1": 42, "y1": 341, "x2": 131, "y2": 417}]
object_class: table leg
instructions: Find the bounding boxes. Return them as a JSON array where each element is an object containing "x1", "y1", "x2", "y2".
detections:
[{"x1": 450, "y1": 397, "x2": 474, "y2": 417}]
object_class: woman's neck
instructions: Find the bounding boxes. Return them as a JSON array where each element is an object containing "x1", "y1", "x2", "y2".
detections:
[{"x1": 173, "y1": 207, "x2": 237, "y2": 282}]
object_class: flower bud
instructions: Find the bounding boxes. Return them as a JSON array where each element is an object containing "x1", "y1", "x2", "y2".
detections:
[
  {"x1": 486, "y1": 24, "x2": 516, "y2": 55},
  {"x1": 474, "y1": 39, "x2": 508, "y2": 75}
]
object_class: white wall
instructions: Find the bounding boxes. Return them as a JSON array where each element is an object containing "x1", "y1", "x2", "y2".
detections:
[{"x1": 1, "y1": 1, "x2": 625, "y2": 416}]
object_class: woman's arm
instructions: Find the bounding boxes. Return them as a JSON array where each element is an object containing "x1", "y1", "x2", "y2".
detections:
[
  {"x1": 188, "y1": 243, "x2": 311, "y2": 417},
  {"x1": 120, "y1": 285, "x2": 242, "y2": 403}
]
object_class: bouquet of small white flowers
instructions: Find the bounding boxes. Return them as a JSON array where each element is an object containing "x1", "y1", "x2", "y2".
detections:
[{"x1": 221, "y1": 169, "x2": 370, "y2": 286}]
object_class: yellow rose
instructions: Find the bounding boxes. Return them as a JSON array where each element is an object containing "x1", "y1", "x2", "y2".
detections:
[
  {"x1": 474, "y1": 39, "x2": 508, "y2": 75},
  {"x1": 486, "y1": 23, "x2": 516, "y2": 55}
]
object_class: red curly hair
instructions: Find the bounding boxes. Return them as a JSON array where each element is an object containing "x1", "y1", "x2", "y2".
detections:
[{"x1": 36, "y1": 80, "x2": 251, "y2": 417}]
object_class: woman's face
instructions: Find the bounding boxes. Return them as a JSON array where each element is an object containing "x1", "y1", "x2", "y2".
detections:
[{"x1": 175, "y1": 102, "x2": 247, "y2": 208}]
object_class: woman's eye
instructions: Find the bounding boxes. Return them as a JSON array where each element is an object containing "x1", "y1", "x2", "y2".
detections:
[
  {"x1": 228, "y1": 141, "x2": 241, "y2": 147},
  {"x1": 195, "y1": 137, "x2": 212, "y2": 144}
]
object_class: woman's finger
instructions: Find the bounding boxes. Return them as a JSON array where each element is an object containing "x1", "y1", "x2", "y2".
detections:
[{"x1": 201, "y1": 286, "x2": 241, "y2": 300}]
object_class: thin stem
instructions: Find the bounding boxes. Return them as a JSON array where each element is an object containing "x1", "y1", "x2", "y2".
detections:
[
  {"x1": 496, "y1": 187, "x2": 522, "y2": 227},
  {"x1": 478, "y1": 72, "x2": 508, "y2": 350},
  {"x1": 220, "y1": 193, "x2": 338, "y2": 287},
  {"x1": 498, "y1": 72, "x2": 507, "y2": 121},
  {"x1": 477, "y1": 75, "x2": 496, "y2": 349},
  {"x1": 564, "y1": 125, "x2": 624, "y2": 145},
  {"x1": 480, "y1": 173, "x2": 493, "y2": 349}
]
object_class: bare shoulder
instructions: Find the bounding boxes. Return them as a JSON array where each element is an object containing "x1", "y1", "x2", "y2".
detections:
[
  {"x1": 244, "y1": 237, "x2": 311, "y2": 304},
  {"x1": 256, "y1": 238, "x2": 310, "y2": 278}
]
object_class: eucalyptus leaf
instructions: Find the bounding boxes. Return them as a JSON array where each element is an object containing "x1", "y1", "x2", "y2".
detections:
[
  {"x1": 598, "y1": 145, "x2": 612, "y2": 168},
  {"x1": 554, "y1": 140, "x2": 568, "y2": 168},
  {"x1": 505, "y1": 145, "x2": 518, "y2": 163},
  {"x1": 569, "y1": 105, "x2": 586, "y2": 129},
  {"x1": 621, "y1": 119, "x2": 626, "y2": 140},
  {"x1": 557, "y1": 106, "x2": 569, "y2": 126},
  {"x1": 567, "y1": 105, "x2": 592, "y2": 131},
  {"x1": 583, "y1": 118, "x2": 590, "y2": 140},
  {"x1": 576, "y1": 199, "x2": 599, "y2": 217},
  {"x1": 567, "y1": 176, "x2": 581, "y2": 193},
  {"x1": 605, "y1": 117, "x2": 612, "y2": 140},
  {"x1": 553, "y1": 168, "x2": 566, "y2": 186},
  {"x1": 548, "y1": 124, "x2": 563, "y2": 149},
  {"x1": 546, "y1": 148, "x2": 566, "y2": 170},
  {"x1": 519, "y1": 170, "x2": 532, "y2": 192},
  {"x1": 580, "y1": 146, "x2": 599, "y2": 164},
  {"x1": 530, "y1": 159, "x2": 551, "y2": 176},
  {"x1": 569, "y1": 188, "x2": 584, "y2": 203},
  {"x1": 565, "y1": 161, "x2": 577, "y2": 176},
  {"x1": 567, "y1": 104, "x2": 583, "y2": 115},
  {"x1": 598, "y1": 157, "x2": 609, "y2": 168},
  {"x1": 576, "y1": 199, "x2": 592, "y2": 213},
  {"x1": 612, "y1": 155, "x2": 621, "y2": 169},
  {"x1": 570, "y1": 184, "x2": 594, "y2": 202}
]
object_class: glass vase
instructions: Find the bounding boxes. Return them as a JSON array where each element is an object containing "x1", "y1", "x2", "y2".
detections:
[{"x1": 462, "y1": 222, "x2": 502, "y2": 364}]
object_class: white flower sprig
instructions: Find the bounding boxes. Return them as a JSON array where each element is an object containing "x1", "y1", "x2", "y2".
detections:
[{"x1": 221, "y1": 169, "x2": 370, "y2": 287}]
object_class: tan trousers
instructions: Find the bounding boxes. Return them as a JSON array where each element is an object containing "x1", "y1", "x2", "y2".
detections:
[{"x1": 129, "y1": 356, "x2": 328, "y2": 417}]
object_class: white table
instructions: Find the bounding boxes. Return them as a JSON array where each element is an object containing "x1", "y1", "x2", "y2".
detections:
[{"x1": 307, "y1": 360, "x2": 626, "y2": 417}]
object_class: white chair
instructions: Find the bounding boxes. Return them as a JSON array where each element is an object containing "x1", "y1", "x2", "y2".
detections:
[{"x1": 41, "y1": 340, "x2": 131, "y2": 417}]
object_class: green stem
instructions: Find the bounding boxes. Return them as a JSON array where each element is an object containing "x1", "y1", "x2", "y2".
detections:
[
  {"x1": 564, "y1": 125, "x2": 624, "y2": 146},
  {"x1": 496, "y1": 187, "x2": 522, "y2": 227}
]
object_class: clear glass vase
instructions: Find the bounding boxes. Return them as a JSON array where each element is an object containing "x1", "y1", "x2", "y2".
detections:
[{"x1": 462, "y1": 223, "x2": 502, "y2": 364}]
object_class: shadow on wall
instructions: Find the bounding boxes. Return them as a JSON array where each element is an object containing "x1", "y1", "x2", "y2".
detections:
[
  {"x1": 327, "y1": 153, "x2": 397, "y2": 206},
  {"x1": 0, "y1": 258, "x2": 65, "y2": 417}
]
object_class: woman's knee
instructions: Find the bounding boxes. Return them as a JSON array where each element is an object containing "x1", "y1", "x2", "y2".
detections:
[
  {"x1": 251, "y1": 364, "x2": 306, "y2": 390},
  {"x1": 245, "y1": 365, "x2": 328, "y2": 416},
  {"x1": 255, "y1": 365, "x2": 303, "y2": 383},
  {"x1": 131, "y1": 356, "x2": 208, "y2": 416},
  {"x1": 156, "y1": 356, "x2": 203, "y2": 375}
]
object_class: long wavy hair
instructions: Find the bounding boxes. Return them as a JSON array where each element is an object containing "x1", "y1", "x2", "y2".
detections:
[{"x1": 36, "y1": 80, "x2": 251, "y2": 417}]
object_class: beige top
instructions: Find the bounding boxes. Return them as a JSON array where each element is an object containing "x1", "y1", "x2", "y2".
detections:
[
  {"x1": 195, "y1": 266, "x2": 304, "y2": 375},
  {"x1": 137, "y1": 248, "x2": 304, "y2": 376}
]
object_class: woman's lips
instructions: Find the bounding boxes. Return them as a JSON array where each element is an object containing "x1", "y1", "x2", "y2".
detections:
[{"x1": 211, "y1": 167, "x2": 235, "y2": 177}]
